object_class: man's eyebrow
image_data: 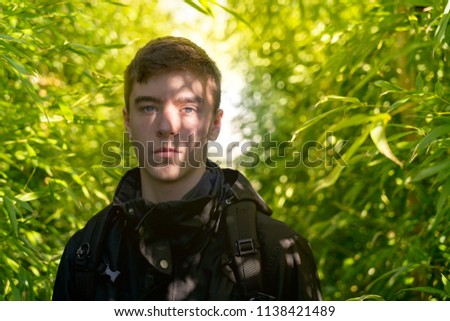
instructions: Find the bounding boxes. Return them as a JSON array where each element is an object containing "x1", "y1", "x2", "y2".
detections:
[
  {"x1": 174, "y1": 96, "x2": 204, "y2": 105},
  {"x1": 134, "y1": 95, "x2": 163, "y2": 104}
]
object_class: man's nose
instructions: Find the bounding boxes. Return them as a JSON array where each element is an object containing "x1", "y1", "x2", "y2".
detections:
[{"x1": 156, "y1": 107, "x2": 180, "y2": 138}]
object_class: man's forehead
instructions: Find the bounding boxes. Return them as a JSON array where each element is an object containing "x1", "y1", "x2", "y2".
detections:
[
  {"x1": 139, "y1": 69, "x2": 209, "y2": 84},
  {"x1": 133, "y1": 94, "x2": 205, "y2": 105},
  {"x1": 131, "y1": 71, "x2": 215, "y2": 104}
]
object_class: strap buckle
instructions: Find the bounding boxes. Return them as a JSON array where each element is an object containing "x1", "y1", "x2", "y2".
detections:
[
  {"x1": 236, "y1": 238, "x2": 257, "y2": 256},
  {"x1": 76, "y1": 242, "x2": 90, "y2": 260}
]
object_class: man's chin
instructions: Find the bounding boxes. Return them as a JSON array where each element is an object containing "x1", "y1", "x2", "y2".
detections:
[
  {"x1": 144, "y1": 157, "x2": 205, "y2": 169},
  {"x1": 140, "y1": 164, "x2": 197, "y2": 183}
]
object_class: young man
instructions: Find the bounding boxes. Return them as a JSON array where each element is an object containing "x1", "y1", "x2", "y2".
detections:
[{"x1": 53, "y1": 36, "x2": 322, "y2": 300}]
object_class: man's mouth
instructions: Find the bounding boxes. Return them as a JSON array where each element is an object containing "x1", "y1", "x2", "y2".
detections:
[{"x1": 153, "y1": 147, "x2": 180, "y2": 157}]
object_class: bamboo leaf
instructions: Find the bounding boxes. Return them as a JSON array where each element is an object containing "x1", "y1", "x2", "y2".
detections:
[
  {"x1": 427, "y1": 206, "x2": 446, "y2": 233},
  {"x1": 347, "y1": 294, "x2": 385, "y2": 301},
  {"x1": 443, "y1": 274, "x2": 450, "y2": 296},
  {"x1": 184, "y1": 0, "x2": 214, "y2": 16},
  {"x1": 415, "y1": 73, "x2": 424, "y2": 92},
  {"x1": 291, "y1": 98, "x2": 366, "y2": 142},
  {"x1": 103, "y1": 1, "x2": 128, "y2": 7},
  {"x1": 16, "y1": 191, "x2": 46, "y2": 202},
  {"x1": 211, "y1": 1, "x2": 256, "y2": 35},
  {"x1": 412, "y1": 159, "x2": 450, "y2": 182},
  {"x1": 0, "y1": 55, "x2": 44, "y2": 114},
  {"x1": 398, "y1": 287, "x2": 448, "y2": 297},
  {"x1": 199, "y1": 0, "x2": 214, "y2": 16},
  {"x1": 1, "y1": 55, "x2": 29, "y2": 76},
  {"x1": 370, "y1": 120, "x2": 404, "y2": 168},
  {"x1": 412, "y1": 124, "x2": 450, "y2": 159},
  {"x1": 291, "y1": 106, "x2": 347, "y2": 142},
  {"x1": 435, "y1": 1, "x2": 450, "y2": 44},
  {"x1": 313, "y1": 126, "x2": 371, "y2": 192},
  {"x1": 327, "y1": 114, "x2": 370, "y2": 131},
  {"x1": 64, "y1": 41, "x2": 102, "y2": 56},
  {"x1": 328, "y1": 113, "x2": 388, "y2": 132},
  {"x1": 315, "y1": 95, "x2": 362, "y2": 106},
  {"x1": 13, "y1": 197, "x2": 33, "y2": 212},
  {"x1": 58, "y1": 103, "x2": 74, "y2": 123},
  {"x1": 367, "y1": 264, "x2": 420, "y2": 291},
  {"x1": 373, "y1": 80, "x2": 405, "y2": 93},
  {"x1": 437, "y1": 179, "x2": 450, "y2": 212},
  {"x1": 387, "y1": 97, "x2": 411, "y2": 113},
  {"x1": 2, "y1": 196, "x2": 18, "y2": 237},
  {"x1": 435, "y1": 80, "x2": 445, "y2": 97}
]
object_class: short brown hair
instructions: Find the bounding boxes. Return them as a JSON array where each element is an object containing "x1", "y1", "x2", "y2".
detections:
[{"x1": 124, "y1": 36, "x2": 222, "y2": 110}]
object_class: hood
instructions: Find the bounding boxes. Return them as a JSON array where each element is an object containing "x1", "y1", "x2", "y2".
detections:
[{"x1": 112, "y1": 165, "x2": 272, "y2": 217}]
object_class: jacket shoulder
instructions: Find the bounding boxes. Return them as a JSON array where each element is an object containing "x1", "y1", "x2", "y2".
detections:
[
  {"x1": 255, "y1": 212, "x2": 311, "y2": 256},
  {"x1": 52, "y1": 205, "x2": 113, "y2": 300},
  {"x1": 66, "y1": 204, "x2": 113, "y2": 253},
  {"x1": 255, "y1": 212, "x2": 322, "y2": 300}
]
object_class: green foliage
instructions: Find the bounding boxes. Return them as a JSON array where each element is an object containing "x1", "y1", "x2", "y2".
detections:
[
  {"x1": 227, "y1": 0, "x2": 450, "y2": 300},
  {"x1": 1, "y1": 0, "x2": 449, "y2": 301}
]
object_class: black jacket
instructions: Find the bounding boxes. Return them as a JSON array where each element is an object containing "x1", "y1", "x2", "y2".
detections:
[{"x1": 53, "y1": 166, "x2": 322, "y2": 300}]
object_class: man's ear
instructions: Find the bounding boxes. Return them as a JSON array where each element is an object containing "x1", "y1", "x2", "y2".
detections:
[
  {"x1": 123, "y1": 106, "x2": 132, "y2": 139},
  {"x1": 207, "y1": 108, "x2": 223, "y2": 141}
]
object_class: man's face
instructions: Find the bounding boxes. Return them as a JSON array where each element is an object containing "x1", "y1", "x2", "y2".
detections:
[{"x1": 124, "y1": 70, "x2": 222, "y2": 184}]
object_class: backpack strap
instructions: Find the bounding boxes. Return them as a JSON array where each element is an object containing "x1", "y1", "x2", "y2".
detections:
[
  {"x1": 75, "y1": 205, "x2": 112, "y2": 300},
  {"x1": 224, "y1": 200, "x2": 265, "y2": 299}
]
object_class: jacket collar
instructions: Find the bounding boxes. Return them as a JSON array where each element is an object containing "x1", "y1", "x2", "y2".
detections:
[
  {"x1": 109, "y1": 163, "x2": 272, "y2": 275},
  {"x1": 111, "y1": 163, "x2": 273, "y2": 218},
  {"x1": 111, "y1": 163, "x2": 224, "y2": 275}
]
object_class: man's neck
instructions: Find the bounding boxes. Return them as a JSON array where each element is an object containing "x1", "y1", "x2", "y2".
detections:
[{"x1": 139, "y1": 167, "x2": 206, "y2": 203}]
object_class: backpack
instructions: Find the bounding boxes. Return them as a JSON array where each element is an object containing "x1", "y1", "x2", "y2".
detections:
[{"x1": 74, "y1": 200, "x2": 276, "y2": 300}]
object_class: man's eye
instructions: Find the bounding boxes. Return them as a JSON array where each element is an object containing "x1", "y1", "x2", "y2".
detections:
[
  {"x1": 182, "y1": 107, "x2": 195, "y2": 113},
  {"x1": 142, "y1": 106, "x2": 157, "y2": 113}
]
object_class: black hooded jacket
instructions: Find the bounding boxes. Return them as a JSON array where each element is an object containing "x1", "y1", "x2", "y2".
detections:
[{"x1": 53, "y1": 164, "x2": 322, "y2": 300}]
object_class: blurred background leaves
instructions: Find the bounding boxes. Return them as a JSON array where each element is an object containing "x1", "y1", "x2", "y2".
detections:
[{"x1": 0, "y1": 0, "x2": 449, "y2": 300}]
